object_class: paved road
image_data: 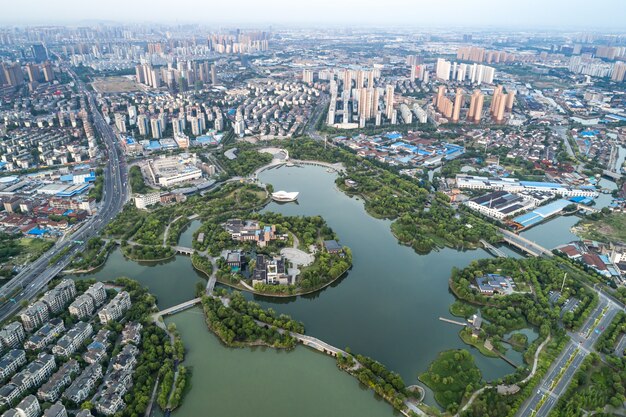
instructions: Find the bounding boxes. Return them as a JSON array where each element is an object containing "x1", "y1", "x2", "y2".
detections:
[
  {"x1": 516, "y1": 292, "x2": 621, "y2": 417},
  {"x1": 305, "y1": 93, "x2": 329, "y2": 140},
  {"x1": 616, "y1": 334, "x2": 626, "y2": 357},
  {"x1": 0, "y1": 64, "x2": 128, "y2": 322}
]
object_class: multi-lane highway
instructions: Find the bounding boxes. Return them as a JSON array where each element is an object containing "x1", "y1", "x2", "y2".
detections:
[
  {"x1": 0, "y1": 65, "x2": 128, "y2": 322},
  {"x1": 517, "y1": 291, "x2": 621, "y2": 417}
]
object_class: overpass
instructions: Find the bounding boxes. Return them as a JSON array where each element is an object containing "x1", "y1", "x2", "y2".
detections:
[
  {"x1": 602, "y1": 170, "x2": 622, "y2": 180},
  {"x1": 500, "y1": 229, "x2": 553, "y2": 257}
]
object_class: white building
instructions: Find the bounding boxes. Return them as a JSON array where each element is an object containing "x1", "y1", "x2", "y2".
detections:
[
  {"x1": 456, "y1": 174, "x2": 597, "y2": 197},
  {"x1": 98, "y1": 292, "x2": 131, "y2": 324},
  {"x1": 134, "y1": 192, "x2": 161, "y2": 209},
  {"x1": 20, "y1": 302, "x2": 49, "y2": 332},
  {"x1": 0, "y1": 350, "x2": 26, "y2": 382},
  {"x1": 68, "y1": 295, "x2": 95, "y2": 319},
  {"x1": 0, "y1": 323, "x2": 25, "y2": 349}
]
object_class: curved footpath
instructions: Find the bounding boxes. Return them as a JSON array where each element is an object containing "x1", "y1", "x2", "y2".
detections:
[{"x1": 455, "y1": 334, "x2": 552, "y2": 417}]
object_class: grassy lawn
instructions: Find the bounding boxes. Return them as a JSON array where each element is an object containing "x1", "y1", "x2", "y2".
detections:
[
  {"x1": 449, "y1": 300, "x2": 477, "y2": 318},
  {"x1": 18, "y1": 238, "x2": 54, "y2": 261},
  {"x1": 575, "y1": 213, "x2": 626, "y2": 244},
  {"x1": 459, "y1": 328, "x2": 500, "y2": 358}
]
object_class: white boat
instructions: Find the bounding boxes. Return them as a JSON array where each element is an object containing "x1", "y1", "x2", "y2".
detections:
[
  {"x1": 286, "y1": 162, "x2": 295, "y2": 167},
  {"x1": 271, "y1": 191, "x2": 299, "y2": 202}
]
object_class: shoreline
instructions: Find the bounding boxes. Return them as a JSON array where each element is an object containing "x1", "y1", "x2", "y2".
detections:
[{"x1": 191, "y1": 252, "x2": 352, "y2": 298}]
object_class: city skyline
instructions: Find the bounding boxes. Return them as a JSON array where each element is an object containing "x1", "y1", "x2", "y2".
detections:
[{"x1": 1, "y1": 0, "x2": 626, "y2": 29}]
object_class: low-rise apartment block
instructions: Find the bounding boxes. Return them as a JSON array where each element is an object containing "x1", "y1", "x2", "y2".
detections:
[
  {"x1": 11, "y1": 352, "x2": 56, "y2": 392},
  {"x1": 52, "y1": 321, "x2": 93, "y2": 358},
  {"x1": 41, "y1": 279, "x2": 76, "y2": 314},
  {"x1": 63, "y1": 363, "x2": 102, "y2": 404},
  {"x1": 121, "y1": 322, "x2": 142, "y2": 345},
  {"x1": 1, "y1": 395, "x2": 40, "y2": 417},
  {"x1": 98, "y1": 291, "x2": 131, "y2": 324},
  {"x1": 20, "y1": 301, "x2": 49, "y2": 331},
  {"x1": 42, "y1": 402, "x2": 68, "y2": 417},
  {"x1": 93, "y1": 342, "x2": 138, "y2": 415},
  {"x1": 84, "y1": 282, "x2": 107, "y2": 307},
  {"x1": 0, "y1": 322, "x2": 25, "y2": 349},
  {"x1": 37, "y1": 359, "x2": 80, "y2": 403},
  {"x1": 68, "y1": 294, "x2": 94, "y2": 319},
  {"x1": 83, "y1": 329, "x2": 111, "y2": 364},
  {"x1": 24, "y1": 318, "x2": 65, "y2": 350},
  {"x1": 0, "y1": 350, "x2": 26, "y2": 382}
]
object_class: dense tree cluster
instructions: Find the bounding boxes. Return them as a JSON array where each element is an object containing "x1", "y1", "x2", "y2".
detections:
[
  {"x1": 595, "y1": 311, "x2": 626, "y2": 354},
  {"x1": 450, "y1": 257, "x2": 598, "y2": 335},
  {"x1": 419, "y1": 349, "x2": 482, "y2": 413},
  {"x1": 550, "y1": 353, "x2": 626, "y2": 417},
  {"x1": 283, "y1": 139, "x2": 499, "y2": 254},
  {"x1": 122, "y1": 243, "x2": 174, "y2": 261},
  {"x1": 134, "y1": 211, "x2": 171, "y2": 244},
  {"x1": 0, "y1": 232, "x2": 22, "y2": 264},
  {"x1": 166, "y1": 217, "x2": 190, "y2": 246},
  {"x1": 228, "y1": 292, "x2": 304, "y2": 333},
  {"x1": 105, "y1": 205, "x2": 148, "y2": 240},
  {"x1": 129, "y1": 165, "x2": 152, "y2": 194},
  {"x1": 392, "y1": 195, "x2": 500, "y2": 253},
  {"x1": 70, "y1": 237, "x2": 114, "y2": 270},
  {"x1": 201, "y1": 293, "x2": 301, "y2": 348},
  {"x1": 216, "y1": 144, "x2": 273, "y2": 177},
  {"x1": 88, "y1": 168, "x2": 104, "y2": 202},
  {"x1": 337, "y1": 352, "x2": 408, "y2": 411},
  {"x1": 191, "y1": 253, "x2": 212, "y2": 276},
  {"x1": 298, "y1": 249, "x2": 352, "y2": 291}
]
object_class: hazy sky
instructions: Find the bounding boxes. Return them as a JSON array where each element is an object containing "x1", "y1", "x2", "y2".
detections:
[{"x1": 2, "y1": 0, "x2": 626, "y2": 29}]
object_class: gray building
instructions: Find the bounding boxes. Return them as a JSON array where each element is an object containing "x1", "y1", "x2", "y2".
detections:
[
  {"x1": 20, "y1": 301, "x2": 49, "y2": 332},
  {"x1": 63, "y1": 363, "x2": 102, "y2": 403},
  {"x1": 37, "y1": 359, "x2": 79, "y2": 402},
  {"x1": 24, "y1": 318, "x2": 65, "y2": 350},
  {"x1": 0, "y1": 322, "x2": 25, "y2": 349},
  {"x1": 52, "y1": 322, "x2": 93, "y2": 358},
  {"x1": 1, "y1": 395, "x2": 40, "y2": 417},
  {"x1": 41, "y1": 279, "x2": 76, "y2": 314},
  {"x1": 42, "y1": 402, "x2": 67, "y2": 417},
  {"x1": 0, "y1": 350, "x2": 26, "y2": 382}
]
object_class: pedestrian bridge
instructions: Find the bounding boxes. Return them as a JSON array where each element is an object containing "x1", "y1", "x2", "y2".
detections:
[
  {"x1": 174, "y1": 246, "x2": 194, "y2": 255},
  {"x1": 500, "y1": 229, "x2": 553, "y2": 257},
  {"x1": 291, "y1": 159, "x2": 345, "y2": 173},
  {"x1": 480, "y1": 239, "x2": 507, "y2": 258},
  {"x1": 155, "y1": 298, "x2": 202, "y2": 317},
  {"x1": 293, "y1": 333, "x2": 345, "y2": 357}
]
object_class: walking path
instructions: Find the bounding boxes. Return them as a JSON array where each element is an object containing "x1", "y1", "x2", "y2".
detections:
[
  {"x1": 163, "y1": 215, "x2": 184, "y2": 246},
  {"x1": 144, "y1": 376, "x2": 160, "y2": 417},
  {"x1": 455, "y1": 335, "x2": 551, "y2": 417}
]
